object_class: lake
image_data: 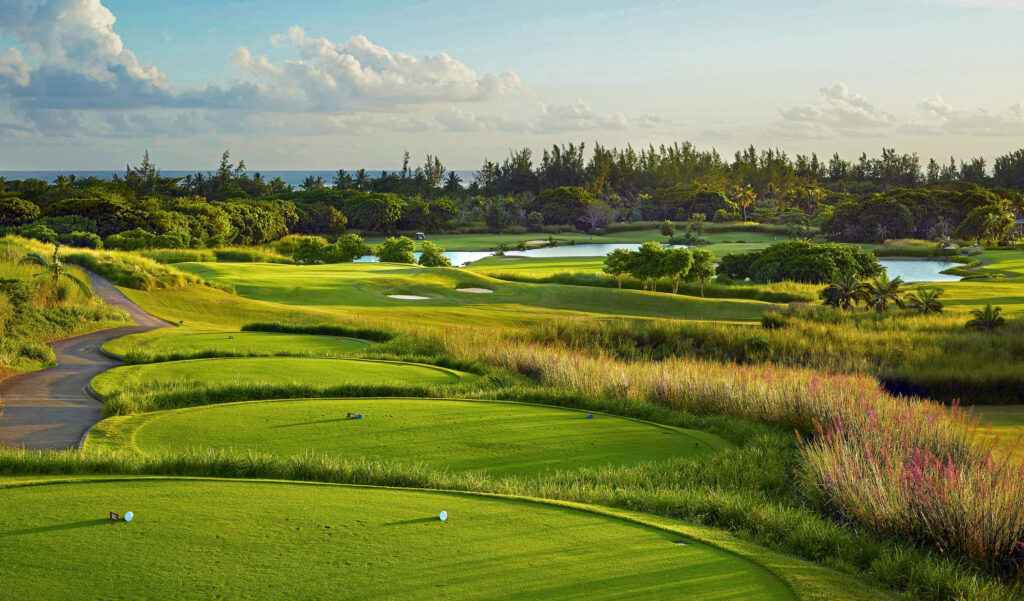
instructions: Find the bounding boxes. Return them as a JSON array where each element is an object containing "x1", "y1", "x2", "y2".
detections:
[
  {"x1": 356, "y1": 243, "x2": 962, "y2": 283},
  {"x1": 878, "y1": 260, "x2": 962, "y2": 283}
]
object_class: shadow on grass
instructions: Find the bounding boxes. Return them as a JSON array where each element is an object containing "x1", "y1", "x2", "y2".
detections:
[
  {"x1": 381, "y1": 517, "x2": 439, "y2": 527},
  {"x1": 270, "y1": 418, "x2": 358, "y2": 429},
  {"x1": 2, "y1": 518, "x2": 112, "y2": 537}
]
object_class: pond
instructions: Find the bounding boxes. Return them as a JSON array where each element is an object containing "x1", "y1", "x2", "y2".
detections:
[
  {"x1": 878, "y1": 260, "x2": 962, "y2": 283},
  {"x1": 354, "y1": 243, "x2": 963, "y2": 283},
  {"x1": 354, "y1": 243, "x2": 662, "y2": 266}
]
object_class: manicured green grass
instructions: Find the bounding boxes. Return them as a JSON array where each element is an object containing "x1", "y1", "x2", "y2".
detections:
[
  {"x1": 103, "y1": 329, "x2": 372, "y2": 359},
  {"x1": 468, "y1": 255, "x2": 608, "y2": 274},
  {"x1": 973, "y1": 405, "x2": 1024, "y2": 460},
  {"x1": 86, "y1": 398, "x2": 728, "y2": 476},
  {"x1": 91, "y1": 357, "x2": 474, "y2": 398},
  {"x1": 971, "y1": 248, "x2": 1024, "y2": 278},
  {"x1": 166, "y1": 261, "x2": 769, "y2": 327},
  {"x1": 0, "y1": 477, "x2": 795, "y2": 601},
  {"x1": 908, "y1": 280, "x2": 1024, "y2": 315}
]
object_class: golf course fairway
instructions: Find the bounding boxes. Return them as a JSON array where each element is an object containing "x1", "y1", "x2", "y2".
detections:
[
  {"x1": 103, "y1": 329, "x2": 373, "y2": 359},
  {"x1": 0, "y1": 478, "x2": 794, "y2": 601},
  {"x1": 91, "y1": 357, "x2": 474, "y2": 397},
  {"x1": 86, "y1": 398, "x2": 728, "y2": 476}
]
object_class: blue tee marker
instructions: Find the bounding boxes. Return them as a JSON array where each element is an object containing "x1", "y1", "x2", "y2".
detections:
[
  {"x1": 439, "y1": 511, "x2": 448, "y2": 522},
  {"x1": 124, "y1": 512, "x2": 134, "y2": 522},
  {"x1": 587, "y1": 414, "x2": 594, "y2": 419}
]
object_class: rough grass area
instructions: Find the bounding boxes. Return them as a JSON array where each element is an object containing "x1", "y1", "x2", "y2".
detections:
[
  {"x1": 85, "y1": 398, "x2": 727, "y2": 477},
  {"x1": 0, "y1": 236, "x2": 130, "y2": 373},
  {"x1": 0, "y1": 477, "x2": 798, "y2": 601},
  {"x1": 62, "y1": 248, "x2": 230, "y2": 291}
]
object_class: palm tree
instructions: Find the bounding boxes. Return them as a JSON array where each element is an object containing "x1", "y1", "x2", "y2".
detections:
[
  {"x1": 820, "y1": 270, "x2": 869, "y2": 310},
  {"x1": 865, "y1": 273, "x2": 905, "y2": 312},
  {"x1": 966, "y1": 304, "x2": 1005, "y2": 332},
  {"x1": 906, "y1": 287, "x2": 944, "y2": 314},
  {"x1": 19, "y1": 244, "x2": 91, "y2": 296},
  {"x1": 730, "y1": 184, "x2": 756, "y2": 222}
]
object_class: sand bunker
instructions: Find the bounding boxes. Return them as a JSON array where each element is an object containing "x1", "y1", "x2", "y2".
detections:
[
  {"x1": 456, "y1": 287, "x2": 494, "y2": 294},
  {"x1": 387, "y1": 294, "x2": 430, "y2": 300}
]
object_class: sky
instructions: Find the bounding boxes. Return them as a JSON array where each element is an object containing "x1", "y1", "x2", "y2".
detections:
[{"x1": 0, "y1": 0, "x2": 1022, "y2": 170}]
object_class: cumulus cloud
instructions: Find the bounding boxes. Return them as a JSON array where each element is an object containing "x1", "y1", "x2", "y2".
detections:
[
  {"x1": 773, "y1": 83, "x2": 894, "y2": 137},
  {"x1": 227, "y1": 27, "x2": 524, "y2": 112},
  {"x1": 0, "y1": 48, "x2": 31, "y2": 87},
  {"x1": 902, "y1": 95, "x2": 1024, "y2": 136},
  {"x1": 0, "y1": 0, "x2": 168, "y2": 87},
  {"x1": 0, "y1": 0, "x2": 662, "y2": 139}
]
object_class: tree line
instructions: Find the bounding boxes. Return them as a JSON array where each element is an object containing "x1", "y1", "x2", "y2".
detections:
[{"x1": 2, "y1": 143, "x2": 1023, "y2": 251}]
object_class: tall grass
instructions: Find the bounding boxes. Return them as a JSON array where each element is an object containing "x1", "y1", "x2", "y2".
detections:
[
  {"x1": 0, "y1": 236, "x2": 130, "y2": 371},
  {"x1": 802, "y1": 422, "x2": 1024, "y2": 577},
  {"x1": 242, "y1": 321, "x2": 395, "y2": 342},
  {"x1": 62, "y1": 249, "x2": 234, "y2": 292},
  {"x1": 525, "y1": 310, "x2": 1024, "y2": 404},
  {"x1": 140, "y1": 247, "x2": 294, "y2": 264}
]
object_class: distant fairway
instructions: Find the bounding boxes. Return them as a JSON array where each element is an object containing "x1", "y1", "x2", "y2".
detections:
[
  {"x1": 91, "y1": 357, "x2": 474, "y2": 398},
  {"x1": 168, "y1": 261, "x2": 769, "y2": 327},
  {"x1": 974, "y1": 405, "x2": 1024, "y2": 460},
  {"x1": 86, "y1": 398, "x2": 728, "y2": 476},
  {"x1": 103, "y1": 329, "x2": 372, "y2": 358},
  {"x1": 0, "y1": 478, "x2": 795, "y2": 601}
]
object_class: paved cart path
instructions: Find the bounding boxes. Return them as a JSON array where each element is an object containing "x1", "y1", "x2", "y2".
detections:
[{"x1": 0, "y1": 273, "x2": 172, "y2": 450}]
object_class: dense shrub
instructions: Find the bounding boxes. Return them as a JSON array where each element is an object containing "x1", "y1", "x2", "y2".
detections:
[
  {"x1": 376, "y1": 236, "x2": 416, "y2": 263},
  {"x1": 721, "y1": 240, "x2": 882, "y2": 283}
]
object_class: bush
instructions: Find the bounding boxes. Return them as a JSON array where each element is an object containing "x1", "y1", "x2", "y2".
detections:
[
  {"x1": 58, "y1": 231, "x2": 102, "y2": 249},
  {"x1": 376, "y1": 236, "x2": 415, "y2": 263},
  {"x1": 723, "y1": 240, "x2": 882, "y2": 284},
  {"x1": 418, "y1": 241, "x2": 450, "y2": 267},
  {"x1": 0, "y1": 198, "x2": 40, "y2": 226},
  {"x1": 292, "y1": 236, "x2": 329, "y2": 264}
]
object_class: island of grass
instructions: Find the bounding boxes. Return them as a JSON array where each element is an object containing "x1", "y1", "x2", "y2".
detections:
[
  {"x1": 102, "y1": 329, "x2": 373, "y2": 361},
  {"x1": 85, "y1": 398, "x2": 728, "y2": 477},
  {"x1": 91, "y1": 357, "x2": 474, "y2": 398},
  {"x1": 0, "y1": 478, "x2": 797, "y2": 601}
]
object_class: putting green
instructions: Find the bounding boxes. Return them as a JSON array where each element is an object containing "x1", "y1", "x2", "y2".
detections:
[
  {"x1": 103, "y1": 329, "x2": 372, "y2": 358},
  {"x1": 86, "y1": 399, "x2": 728, "y2": 476},
  {"x1": 91, "y1": 357, "x2": 473, "y2": 398},
  {"x1": 0, "y1": 478, "x2": 795, "y2": 601}
]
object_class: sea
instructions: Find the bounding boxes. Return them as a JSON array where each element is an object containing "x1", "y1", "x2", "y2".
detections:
[{"x1": 0, "y1": 170, "x2": 478, "y2": 190}]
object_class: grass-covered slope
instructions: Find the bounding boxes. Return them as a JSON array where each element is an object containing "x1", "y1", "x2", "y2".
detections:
[
  {"x1": 91, "y1": 357, "x2": 474, "y2": 398},
  {"x1": 0, "y1": 478, "x2": 796, "y2": 601},
  {"x1": 171, "y1": 261, "x2": 770, "y2": 325},
  {"x1": 0, "y1": 236, "x2": 130, "y2": 375},
  {"x1": 103, "y1": 329, "x2": 372, "y2": 361},
  {"x1": 85, "y1": 398, "x2": 728, "y2": 476}
]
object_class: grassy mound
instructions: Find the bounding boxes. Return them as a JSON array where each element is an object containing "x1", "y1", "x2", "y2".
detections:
[
  {"x1": 91, "y1": 357, "x2": 474, "y2": 399},
  {"x1": 103, "y1": 329, "x2": 373, "y2": 362},
  {"x1": 0, "y1": 478, "x2": 795, "y2": 601},
  {"x1": 86, "y1": 398, "x2": 728, "y2": 476}
]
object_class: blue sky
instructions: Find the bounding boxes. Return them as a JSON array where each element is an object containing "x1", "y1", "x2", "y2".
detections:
[{"x1": 0, "y1": 0, "x2": 1022, "y2": 170}]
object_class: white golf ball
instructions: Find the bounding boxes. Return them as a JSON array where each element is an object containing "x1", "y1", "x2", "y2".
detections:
[
  {"x1": 439, "y1": 511, "x2": 448, "y2": 522},
  {"x1": 124, "y1": 512, "x2": 134, "y2": 522}
]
